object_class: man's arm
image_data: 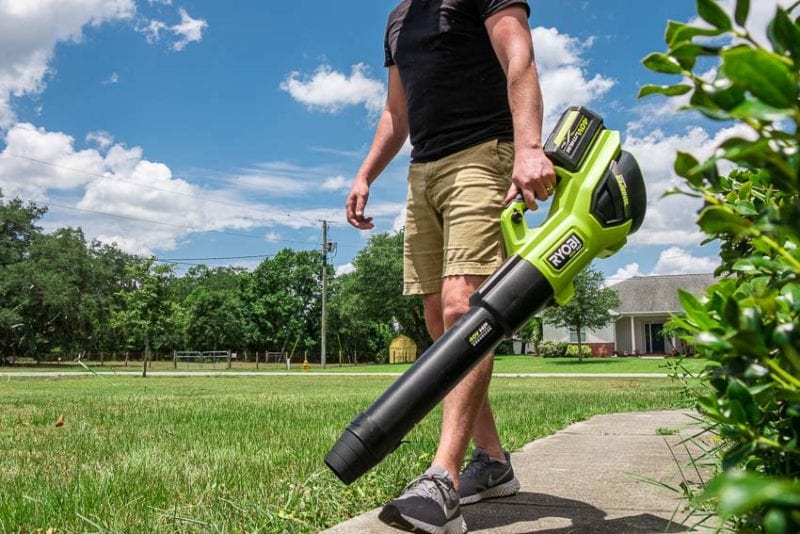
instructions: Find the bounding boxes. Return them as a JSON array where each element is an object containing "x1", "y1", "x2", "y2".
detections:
[
  {"x1": 345, "y1": 66, "x2": 409, "y2": 229},
  {"x1": 485, "y1": 5, "x2": 556, "y2": 211}
]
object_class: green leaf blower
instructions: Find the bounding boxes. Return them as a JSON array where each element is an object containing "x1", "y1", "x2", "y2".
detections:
[{"x1": 325, "y1": 107, "x2": 646, "y2": 485}]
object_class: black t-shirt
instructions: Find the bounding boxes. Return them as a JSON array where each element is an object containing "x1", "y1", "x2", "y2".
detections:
[{"x1": 384, "y1": 0, "x2": 530, "y2": 162}]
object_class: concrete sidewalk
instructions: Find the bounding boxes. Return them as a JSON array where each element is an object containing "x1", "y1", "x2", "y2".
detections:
[{"x1": 324, "y1": 410, "x2": 712, "y2": 533}]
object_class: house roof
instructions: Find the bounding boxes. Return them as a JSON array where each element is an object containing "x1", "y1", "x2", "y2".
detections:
[{"x1": 609, "y1": 273, "x2": 715, "y2": 315}]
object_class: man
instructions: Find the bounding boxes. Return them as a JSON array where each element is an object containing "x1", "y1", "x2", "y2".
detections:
[{"x1": 345, "y1": 1, "x2": 556, "y2": 532}]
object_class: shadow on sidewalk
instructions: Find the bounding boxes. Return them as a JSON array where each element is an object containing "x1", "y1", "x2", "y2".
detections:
[{"x1": 462, "y1": 492, "x2": 691, "y2": 533}]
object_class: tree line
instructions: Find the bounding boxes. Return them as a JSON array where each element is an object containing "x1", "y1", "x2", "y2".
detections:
[{"x1": 0, "y1": 191, "x2": 429, "y2": 364}]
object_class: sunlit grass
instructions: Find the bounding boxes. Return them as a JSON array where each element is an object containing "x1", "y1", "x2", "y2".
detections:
[
  {"x1": 2, "y1": 355, "x2": 712, "y2": 375},
  {"x1": 1, "y1": 375, "x2": 691, "y2": 532}
]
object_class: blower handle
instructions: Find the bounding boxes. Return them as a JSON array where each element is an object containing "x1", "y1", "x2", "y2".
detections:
[{"x1": 501, "y1": 106, "x2": 604, "y2": 258}]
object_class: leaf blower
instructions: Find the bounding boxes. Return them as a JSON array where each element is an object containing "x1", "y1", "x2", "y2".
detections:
[{"x1": 325, "y1": 107, "x2": 646, "y2": 485}]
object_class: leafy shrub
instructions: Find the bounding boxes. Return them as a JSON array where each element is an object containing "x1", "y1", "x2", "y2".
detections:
[
  {"x1": 566, "y1": 344, "x2": 592, "y2": 358},
  {"x1": 495, "y1": 339, "x2": 515, "y2": 355},
  {"x1": 539, "y1": 340, "x2": 568, "y2": 358},
  {"x1": 641, "y1": 0, "x2": 800, "y2": 530}
]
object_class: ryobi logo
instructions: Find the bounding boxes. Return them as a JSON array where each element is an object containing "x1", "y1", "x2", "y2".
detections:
[{"x1": 547, "y1": 233, "x2": 585, "y2": 270}]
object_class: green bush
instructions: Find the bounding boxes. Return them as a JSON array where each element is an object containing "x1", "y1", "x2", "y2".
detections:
[
  {"x1": 539, "y1": 340, "x2": 569, "y2": 358},
  {"x1": 641, "y1": 0, "x2": 800, "y2": 531},
  {"x1": 566, "y1": 344, "x2": 592, "y2": 358},
  {"x1": 495, "y1": 339, "x2": 515, "y2": 355}
]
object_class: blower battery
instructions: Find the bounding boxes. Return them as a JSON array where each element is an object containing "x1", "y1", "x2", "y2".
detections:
[{"x1": 544, "y1": 106, "x2": 604, "y2": 172}]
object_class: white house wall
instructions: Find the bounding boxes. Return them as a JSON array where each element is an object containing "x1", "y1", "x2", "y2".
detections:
[
  {"x1": 542, "y1": 317, "x2": 678, "y2": 355},
  {"x1": 542, "y1": 324, "x2": 614, "y2": 344}
]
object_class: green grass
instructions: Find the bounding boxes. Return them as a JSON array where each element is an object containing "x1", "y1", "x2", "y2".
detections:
[
  {"x1": 0, "y1": 375, "x2": 692, "y2": 532},
  {"x1": 2, "y1": 355, "x2": 713, "y2": 375}
]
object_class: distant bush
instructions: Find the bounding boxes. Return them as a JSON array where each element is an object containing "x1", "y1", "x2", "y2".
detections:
[
  {"x1": 539, "y1": 341, "x2": 568, "y2": 358},
  {"x1": 495, "y1": 340, "x2": 514, "y2": 355},
  {"x1": 566, "y1": 344, "x2": 592, "y2": 358}
]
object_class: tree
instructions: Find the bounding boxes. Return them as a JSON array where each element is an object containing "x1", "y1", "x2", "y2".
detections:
[
  {"x1": 0, "y1": 191, "x2": 46, "y2": 266},
  {"x1": 111, "y1": 260, "x2": 176, "y2": 376},
  {"x1": 0, "y1": 192, "x2": 46, "y2": 361},
  {"x1": 516, "y1": 317, "x2": 543, "y2": 355},
  {"x1": 183, "y1": 287, "x2": 245, "y2": 352},
  {"x1": 542, "y1": 264, "x2": 620, "y2": 362},
  {"x1": 6, "y1": 228, "x2": 100, "y2": 359},
  {"x1": 329, "y1": 231, "x2": 428, "y2": 362},
  {"x1": 241, "y1": 249, "x2": 325, "y2": 355},
  {"x1": 328, "y1": 272, "x2": 395, "y2": 363}
]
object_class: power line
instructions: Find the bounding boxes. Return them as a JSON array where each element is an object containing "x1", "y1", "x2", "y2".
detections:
[{"x1": 157, "y1": 254, "x2": 276, "y2": 262}]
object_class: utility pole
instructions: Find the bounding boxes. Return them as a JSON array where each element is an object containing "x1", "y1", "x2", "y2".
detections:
[{"x1": 321, "y1": 220, "x2": 329, "y2": 369}]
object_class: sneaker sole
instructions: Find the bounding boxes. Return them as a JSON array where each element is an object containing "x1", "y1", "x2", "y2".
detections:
[
  {"x1": 378, "y1": 505, "x2": 468, "y2": 534},
  {"x1": 459, "y1": 478, "x2": 521, "y2": 505}
]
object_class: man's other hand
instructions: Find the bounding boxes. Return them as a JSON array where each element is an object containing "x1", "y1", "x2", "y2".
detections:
[{"x1": 346, "y1": 178, "x2": 375, "y2": 229}]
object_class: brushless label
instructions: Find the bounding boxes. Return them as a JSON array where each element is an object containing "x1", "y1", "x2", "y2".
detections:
[
  {"x1": 547, "y1": 232, "x2": 585, "y2": 270},
  {"x1": 466, "y1": 320, "x2": 494, "y2": 349}
]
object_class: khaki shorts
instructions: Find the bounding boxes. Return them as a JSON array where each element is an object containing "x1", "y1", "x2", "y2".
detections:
[{"x1": 403, "y1": 139, "x2": 514, "y2": 295}]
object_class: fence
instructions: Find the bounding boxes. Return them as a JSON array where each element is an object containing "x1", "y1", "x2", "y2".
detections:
[{"x1": 173, "y1": 350, "x2": 234, "y2": 369}]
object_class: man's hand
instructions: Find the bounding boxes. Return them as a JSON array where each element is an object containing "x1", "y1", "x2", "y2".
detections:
[
  {"x1": 504, "y1": 146, "x2": 557, "y2": 211},
  {"x1": 345, "y1": 178, "x2": 375, "y2": 230}
]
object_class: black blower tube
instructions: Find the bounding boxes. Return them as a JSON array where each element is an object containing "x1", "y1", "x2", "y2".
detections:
[{"x1": 325, "y1": 257, "x2": 554, "y2": 484}]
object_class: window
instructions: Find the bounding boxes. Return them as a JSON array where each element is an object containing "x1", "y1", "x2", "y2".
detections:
[{"x1": 569, "y1": 327, "x2": 586, "y2": 343}]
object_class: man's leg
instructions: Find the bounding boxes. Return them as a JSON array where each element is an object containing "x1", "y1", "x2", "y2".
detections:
[
  {"x1": 378, "y1": 291, "x2": 469, "y2": 534},
  {"x1": 431, "y1": 274, "x2": 504, "y2": 488}
]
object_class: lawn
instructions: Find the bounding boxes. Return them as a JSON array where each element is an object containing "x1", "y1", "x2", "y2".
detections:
[
  {"x1": 1, "y1": 355, "x2": 712, "y2": 375},
  {"x1": 0, "y1": 375, "x2": 692, "y2": 532}
]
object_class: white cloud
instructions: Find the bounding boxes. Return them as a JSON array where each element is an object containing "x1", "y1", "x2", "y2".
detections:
[
  {"x1": 399, "y1": 137, "x2": 413, "y2": 156},
  {"x1": 86, "y1": 130, "x2": 114, "y2": 149},
  {"x1": 335, "y1": 263, "x2": 355, "y2": 276},
  {"x1": 264, "y1": 231, "x2": 281, "y2": 242},
  {"x1": 651, "y1": 247, "x2": 719, "y2": 275},
  {"x1": 624, "y1": 122, "x2": 754, "y2": 248},
  {"x1": 280, "y1": 26, "x2": 609, "y2": 136},
  {"x1": 392, "y1": 210, "x2": 406, "y2": 232},
  {"x1": 229, "y1": 173, "x2": 307, "y2": 197},
  {"x1": 102, "y1": 72, "x2": 120, "y2": 85},
  {"x1": 171, "y1": 8, "x2": 207, "y2": 51},
  {"x1": 609, "y1": 248, "x2": 718, "y2": 284},
  {"x1": 609, "y1": 262, "x2": 642, "y2": 284},
  {"x1": 140, "y1": 7, "x2": 207, "y2": 52},
  {"x1": 532, "y1": 27, "x2": 615, "y2": 130},
  {"x1": 142, "y1": 19, "x2": 168, "y2": 43},
  {"x1": 0, "y1": 0, "x2": 135, "y2": 127},
  {"x1": 227, "y1": 162, "x2": 353, "y2": 197},
  {"x1": 281, "y1": 63, "x2": 386, "y2": 117},
  {"x1": 0, "y1": 122, "x2": 405, "y2": 254},
  {"x1": 310, "y1": 145, "x2": 366, "y2": 158},
  {"x1": 321, "y1": 175, "x2": 348, "y2": 191},
  {"x1": 0, "y1": 123, "x2": 104, "y2": 199}
]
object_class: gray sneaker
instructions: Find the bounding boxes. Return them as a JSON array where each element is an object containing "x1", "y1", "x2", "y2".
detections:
[
  {"x1": 458, "y1": 447, "x2": 520, "y2": 505},
  {"x1": 378, "y1": 466, "x2": 468, "y2": 534}
]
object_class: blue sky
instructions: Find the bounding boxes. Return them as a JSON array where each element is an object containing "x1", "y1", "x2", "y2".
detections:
[{"x1": 0, "y1": 0, "x2": 781, "y2": 282}]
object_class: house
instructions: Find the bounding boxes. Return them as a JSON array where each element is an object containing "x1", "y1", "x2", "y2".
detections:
[{"x1": 541, "y1": 273, "x2": 715, "y2": 356}]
